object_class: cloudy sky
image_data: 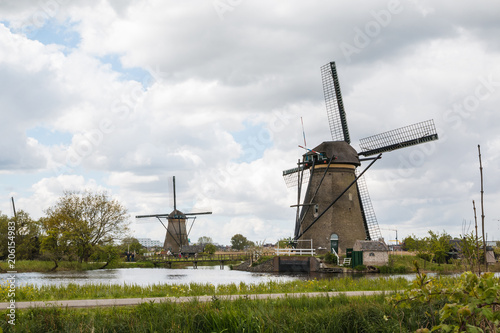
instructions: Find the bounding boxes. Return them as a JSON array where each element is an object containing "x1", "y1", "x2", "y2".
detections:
[{"x1": 1, "y1": 0, "x2": 499, "y2": 246}]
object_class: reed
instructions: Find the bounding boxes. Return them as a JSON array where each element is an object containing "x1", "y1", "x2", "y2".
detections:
[
  {"x1": 1, "y1": 275, "x2": 419, "y2": 302},
  {"x1": 1, "y1": 294, "x2": 432, "y2": 332}
]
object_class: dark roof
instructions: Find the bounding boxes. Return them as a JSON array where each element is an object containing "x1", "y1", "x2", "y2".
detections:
[
  {"x1": 355, "y1": 240, "x2": 389, "y2": 251},
  {"x1": 168, "y1": 209, "x2": 186, "y2": 219},
  {"x1": 180, "y1": 245, "x2": 204, "y2": 253},
  {"x1": 305, "y1": 141, "x2": 360, "y2": 166}
]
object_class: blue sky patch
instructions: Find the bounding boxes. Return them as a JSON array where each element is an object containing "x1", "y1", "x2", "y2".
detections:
[
  {"x1": 231, "y1": 121, "x2": 273, "y2": 163},
  {"x1": 24, "y1": 18, "x2": 80, "y2": 51},
  {"x1": 27, "y1": 127, "x2": 72, "y2": 146},
  {"x1": 99, "y1": 54, "x2": 152, "y2": 87}
]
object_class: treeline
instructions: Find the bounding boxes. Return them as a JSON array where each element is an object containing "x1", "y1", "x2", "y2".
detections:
[
  {"x1": 402, "y1": 230, "x2": 499, "y2": 269},
  {"x1": 0, "y1": 191, "x2": 133, "y2": 269}
]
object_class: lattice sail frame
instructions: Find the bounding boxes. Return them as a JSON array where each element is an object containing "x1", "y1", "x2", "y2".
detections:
[
  {"x1": 355, "y1": 170, "x2": 382, "y2": 241},
  {"x1": 283, "y1": 166, "x2": 310, "y2": 188},
  {"x1": 321, "y1": 62, "x2": 350, "y2": 143},
  {"x1": 359, "y1": 119, "x2": 438, "y2": 156}
]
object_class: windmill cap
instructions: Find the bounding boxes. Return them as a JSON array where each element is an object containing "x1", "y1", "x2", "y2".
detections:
[
  {"x1": 169, "y1": 209, "x2": 186, "y2": 219},
  {"x1": 305, "y1": 141, "x2": 360, "y2": 166}
]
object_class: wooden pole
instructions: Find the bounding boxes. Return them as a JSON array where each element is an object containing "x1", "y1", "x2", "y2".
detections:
[
  {"x1": 473, "y1": 200, "x2": 480, "y2": 275},
  {"x1": 11, "y1": 197, "x2": 17, "y2": 218},
  {"x1": 478, "y1": 145, "x2": 487, "y2": 271}
]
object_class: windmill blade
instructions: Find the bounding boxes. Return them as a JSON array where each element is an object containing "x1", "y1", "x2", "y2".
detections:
[
  {"x1": 282, "y1": 166, "x2": 310, "y2": 188},
  {"x1": 356, "y1": 171, "x2": 382, "y2": 241},
  {"x1": 321, "y1": 62, "x2": 350, "y2": 143},
  {"x1": 358, "y1": 119, "x2": 439, "y2": 156}
]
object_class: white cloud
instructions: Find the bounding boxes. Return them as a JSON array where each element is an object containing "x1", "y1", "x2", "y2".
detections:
[{"x1": 0, "y1": 0, "x2": 499, "y2": 245}]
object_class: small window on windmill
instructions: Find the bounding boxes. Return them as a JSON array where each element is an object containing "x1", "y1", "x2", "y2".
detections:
[{"x1": 314, "y1": 204, "x2": 319, "y2": 217}]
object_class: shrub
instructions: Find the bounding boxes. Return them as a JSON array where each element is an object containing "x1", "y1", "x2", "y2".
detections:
[{"x1": 323, "y1": 253, "x2": 337, "y2": 265}]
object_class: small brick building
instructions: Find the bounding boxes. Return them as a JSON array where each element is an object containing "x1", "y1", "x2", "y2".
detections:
[{"x1": 353, "y1": 240, "x2": 389, "y2": 266}]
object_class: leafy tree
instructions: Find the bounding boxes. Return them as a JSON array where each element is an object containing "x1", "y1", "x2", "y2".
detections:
[
  {"x1": 43, "y1": 191, "x2": 130, "y2": 262},
  {"x1": 92, "y1": 244, "x2": 121, "y2": 269},
  {"x1": 204, "y1": 243, "x2": 217, "y2": 255},
  {"x1": 0, "y1": 210, "x2": 41, "y2": 260},
  {"x1": 15, "y1": 211, "x2": 41, "y2": 260},
  {"x1": 121, "y1": 237, "x2": 143, "y2": 254},
  {"x1": 197, "y1": 236, "x2": 213, "y2": 245},
  {"x1": 231, "y1": 234, "x2": 251, "y2": 251},
  {"x1": 403, "y1": 231, "x2": 452, "y2": 264},
  {"x1": 0, "y1": 213, "x2": 10, "y2": 260},
  {"x1": 40, "y1": 228, "x2": 70, "y2": 271},
  {"x1": 277, "y1": 237, "x2": 294, "y2": 249},
  {"x1": 428, "y1": 230, "x2": 452, "y2": 265},
  {"x1": 459, "y1": 232, "x2": 481, "y2": 272}
]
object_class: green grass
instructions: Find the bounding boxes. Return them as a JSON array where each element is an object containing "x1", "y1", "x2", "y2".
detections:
[
  {"x1": 1, "y1": 276, "x2": 412, "y2": 302},
  {"x1": 0, "y1": 294, "x2": 434, "y2": 332},
  {"x1": 0, "y1": 260, "x2": 104, "y2": 272},
  {"x1": 383, "y1": 253, "x2": 460, "y2": 273},
  {"x1": 0, "y1": 259, "x2": 159, "y2": 272}
]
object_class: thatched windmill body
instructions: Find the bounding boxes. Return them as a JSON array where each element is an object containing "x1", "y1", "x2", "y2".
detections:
[{"x1": 283, "y1": 62, "x2": 439, "y2": 255}]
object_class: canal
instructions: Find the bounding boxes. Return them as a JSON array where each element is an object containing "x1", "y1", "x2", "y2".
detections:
[{"x1": 1, "y1": 266, "x2": 421, "y2": 287}]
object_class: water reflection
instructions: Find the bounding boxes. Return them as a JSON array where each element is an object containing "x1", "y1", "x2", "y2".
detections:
[
  {"x1": 2, "y1": 266, "x2": 450, "y2": 288},
  {"x1": 5, "y1": 266, "x2": 314, "y2": 287}
]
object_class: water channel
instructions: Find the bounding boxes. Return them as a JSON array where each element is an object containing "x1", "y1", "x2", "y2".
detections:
[{"x1": 2, "y1": 266, "x2": 421, "y2": 287}]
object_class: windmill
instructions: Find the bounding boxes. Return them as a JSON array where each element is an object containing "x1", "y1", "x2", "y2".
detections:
[
  {"x1": 136, "y1": 176, "x2": 212, "y2": 253},
  {"x1": 283, "y1": 61, "x2": 439, "y2": 255}
]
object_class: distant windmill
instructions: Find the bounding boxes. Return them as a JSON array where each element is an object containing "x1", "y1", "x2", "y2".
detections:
[
  {"x1": 136, "y1": 177, "x2": 212, "y2": 253},
  {"x1": 283, "y1": 61, "x2": 439, "y2": 255}
]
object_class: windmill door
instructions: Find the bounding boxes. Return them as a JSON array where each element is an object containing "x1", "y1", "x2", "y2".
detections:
[{"x1": 330, "y1": 234, "x2": 339, "y2": 255}]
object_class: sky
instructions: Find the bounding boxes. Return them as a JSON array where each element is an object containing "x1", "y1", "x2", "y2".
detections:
[{"x1": 1, "y1": 0, "x2": 499, "y2": 246}]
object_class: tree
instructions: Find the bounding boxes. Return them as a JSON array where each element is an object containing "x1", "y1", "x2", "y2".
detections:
[
  {"x1": 277, "y1": 236, "x2": 294, "y2": 249},
  {"x1": 0, "y1": 210, "x2": 41, "y2": 260},
  {"x1": 121, "y1": 237, "x2": 143, "y2": 254},
  {"x1": 43, "y1": 191, "x2": 129, "y2": 262},
  {"x1": 40, "y1": 227, "x2": 70, "y2": 271},
  {"x1": 402, "y1": 231, "x2": 452, "y2": 264},
  {"x1": 204, "y1": 243, "x2": 217, "y2": 255},
  {"x1": 91, "y1": 244, "x2": 121, "y2": 269},
  {"x1": 197, "y1": 236, "x2": 213, "y2": 245},
  {"x1": 231, "y1": 234, "x2": 251, "y2": 251},
  {"x1": 428, "y1": 230, "x2": 452, "y2": 265},
  {"x1": 460, "y1": 232, "x2": 481, "y2": 272},
  {"x1": 15, "y1": 211, "x2": 41, "y2": 260}
]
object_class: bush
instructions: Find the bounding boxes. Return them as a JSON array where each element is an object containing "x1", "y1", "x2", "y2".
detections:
[
  {"x1": 323, "y1": 253, "x2": 338, "y2": 265},
  {"x1": 354, "y1": 265, "x2": 366, "y2": 271},
  {"x1": 378, "y1": 264, "x2": 408, "y2": 274},
  {"x1": 416, "y1": 252, "x2": 432, "y2": 262}
]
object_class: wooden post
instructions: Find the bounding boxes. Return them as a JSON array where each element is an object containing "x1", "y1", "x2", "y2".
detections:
[
  {"x1": 478, "y1": 145, "x2": 487, "y2": 271},
  {"x1": 473, "y1": 200, "x2": 480, "y2": 275}
]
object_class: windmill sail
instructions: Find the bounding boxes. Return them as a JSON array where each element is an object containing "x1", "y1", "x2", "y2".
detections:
[
  {"x1": 321, "y1": 62, "x2": 350, "y2": 143},
  {"x1": 356, "y1": 171, "x2": 382, "y2": 241},
  {"x1": 359, "y1": 119, "x2": 438, "y2": 156},
  {"x1": 283, "y1": 166, "x2": 310, "y2": 188}
]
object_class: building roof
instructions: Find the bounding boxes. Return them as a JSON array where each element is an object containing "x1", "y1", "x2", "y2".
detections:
[
  {"x1": 354, "y1": 240, "x2": 389, "y2": 251},
  {"x1": 306, "y1": 141, "x2": 360, "y2": 166}
]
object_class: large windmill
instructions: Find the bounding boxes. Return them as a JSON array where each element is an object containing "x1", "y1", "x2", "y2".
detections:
[
  {"x1": 136, "y1": 176, "x2": 212, "y2": 253},
  {"x1": 283, "y1": 62, "x2": 439, "y2": 255}
]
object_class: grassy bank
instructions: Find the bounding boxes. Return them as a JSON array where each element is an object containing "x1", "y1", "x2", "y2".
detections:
[
  {"x1": 1, "y1": 294, "x2": 433, "y2": 332},
  {"x1": 0, "y1": 260, "x2": 157, "y2": 273},
  {"x1": 384, "y1": 253, "x2": 500, "y2": 273},
  {"x1": 1, "y1": 276, "x2": 414, "y2": 302}
]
